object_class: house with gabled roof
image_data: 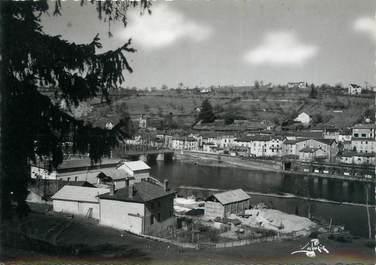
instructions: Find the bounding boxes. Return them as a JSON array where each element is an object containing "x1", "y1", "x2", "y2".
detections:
[
  {"x1": 99, "y1": 180, "x2": 175, "y2": 235},
  {"x1": 294, "y1": 112, "x2": 312, "y2": 125},
  {"x1": 348, "y1": 83, "x2": 362, "y2": 95},
  {"x1": 205, "y1": 189, "x2": 250, "y2": 219},
  {"x1": 51, "y1": 185, "x2": 109, "y2": 219},
  {"x1": 117, "y1": 160, "x2": 151, "y2": 184}
]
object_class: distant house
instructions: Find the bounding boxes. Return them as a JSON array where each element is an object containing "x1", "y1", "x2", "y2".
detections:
[
  {"x1": 282, "y1": 138, "x2": 306, "y2": 156},
  {"x1": 283, "y1": 138, "x2": 338, "y2": 161},
  {"x1": 338, "y1": 128, "x2": 352, "y2": 143},
  {"x1": 323, "y1": 127, "x2": 340, "y2": 140},
  {"x1": 99, "y1": 181, "x2": 175, "y2": 235},
  {"x1": 139, "y1": 114, "x2": 147, "y2": 129},
  {"x1": 200, "y1": 88, "x2": 211, "y2": 94},
  {"x1": 338, "y1": 151, "x2": 375, "y2": 165},
  {"x1": 298, "y1": 147, "x2": 327, "y2": 162},
  {"x1": 348, "y1": 83, "x2": 362, "y2": 95},
  {"x1": 294, "y1": 112, "x2": 312, "y2": 125},
  {"x1": 31, "y1": 158, "x2": 123, "y2": 182},
  {"x1": 287, "y1": 82, "x2": 307, "y2": 89},
  {"x1": 51, "y1": 185, "x2": 109, "y2": 219},
  {"x1": 118, "y1": 161, "x2": 151, "y2": 183},
  {"x1": 169, "y1": 136, "x2": 199, "y2": 151},
  {"x1": 350, "y1": 123, "x2": 376, "y2": 153},
  {"x1": 234, "y1": 135, "x2": 284, "y2": 157},
  {"x1": 205, "y1": 189, "x2": 250, "y2": 219}
]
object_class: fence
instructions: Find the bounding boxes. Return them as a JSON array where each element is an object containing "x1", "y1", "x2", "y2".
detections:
[{"x1": 132, "y1": 231, "x2": 299, "y2": 250}]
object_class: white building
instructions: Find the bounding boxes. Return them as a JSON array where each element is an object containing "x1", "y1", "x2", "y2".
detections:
[
  {"x1": 287, "y1": 82, "x2": 307, "y2": 89},
  {"x1": 338, "y1": 151, "x2": 375, "y2": 165},
  {"x1": 294, "y1": 112, "x2": 312, "y2": 125},
  {"x1": 99, "y1": 181, "x2": 175, "y2": 235},
  {"x1": 118, "y1": 161, "x2": 151, "y2": 183},
  {"x1": 348, "y1": 83, "x2": 362, "y2": 95},
  {"x1": 51, "y1": 185, "x2": 109, "y2": 219}
]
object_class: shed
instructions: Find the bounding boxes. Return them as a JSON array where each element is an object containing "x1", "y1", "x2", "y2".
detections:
[
  {"x1": 205, "y1": 189, "x2": 250, "y2": 219},
  {"x1": 52, "y1": 185, "x2": 109, "y2": 219}
]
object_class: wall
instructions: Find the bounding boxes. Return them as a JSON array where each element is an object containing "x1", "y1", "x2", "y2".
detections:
[
  {"x1": 143, "y1": 195, "x2": 175, "y2": 236},
  {"x1": 52, "y1": 200, "x2": 100, "y2": 219},
  {"x1": 99, "y1": 199, "x2": 144, "y2": 234},
  {"x1": 205, "y1": 201, "x2": 224, "y2": 219},
  {"x1": 177, "y1": 151, "x2": 283, "y2": 171}
]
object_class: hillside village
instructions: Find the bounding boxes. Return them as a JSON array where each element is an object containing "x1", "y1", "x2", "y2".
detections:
[{"x1": 24, "y1": 81, "x2": 376, "y2": 248}]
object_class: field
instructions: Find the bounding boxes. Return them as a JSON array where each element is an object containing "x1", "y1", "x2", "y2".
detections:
[{"x1": 83, "y1": 86, "x2": 374, "y2": 130}]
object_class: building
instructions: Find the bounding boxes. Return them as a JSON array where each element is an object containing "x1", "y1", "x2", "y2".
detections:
[
  {"x1": 139, "y1": 114, "x2": 147, "y2": 129},
  {"x1": 338, "y1": 151, "x2": 376, "y2": 165},
  {"x1": 338, "y1": 128, "x2": 352, "y2": 143},
  {"x1": 169, "y1": 136, "x2": 199, "y2": 151},
  {"x1": 298, "y1": 147, "x2": 327, "y2": 162},
  {"x1": 293, "y1": 112, "x2": 312, "y2": 125},
  {"x1": 282, "y1": 139, "x2": 304, "y2": 157},
  {"x1": 350, "y1": 123, "x2": 376, "y2": 153},
  {"x1": 117, "y1": 161, "x2": 151, "y2": 183},
  {"x1": 27, "y1": 180, "x2": 95, "y2": 204},
  {"x1": 323, "y1": 127, "x2": 340, "y2": 141},
  {"x1": 282, "y1": 138, "x2": 338, "y2": 161},
  {"x1": 205, "y1": 189, "x2": 250, "y2": 219},
  {"x1": 51, "y1": 185, "x2": 109, "y2": 219},
  {"x1": 352, "y1": 123, "x2": 376, "y2": 139},
  {"x1": 31, "y1": 158, "x2": 123, "y2": 182},
  {"x1": 287, "y1": 82, "x2": 307, "y2": 89},
  {"x1": 99, "y1": 181, "x2": 175, "y2": 235},
  {"x1": 348, "y1": 83, "x2": 362, "y2": 95}
]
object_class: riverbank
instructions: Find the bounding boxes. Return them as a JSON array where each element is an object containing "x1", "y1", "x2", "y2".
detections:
[
  {"x1": 1, "y1": 211, "x2": 374, "y2": 265},
  {"x1": 177, "y1": 185, "x2": 375, "y2": 208},
  {"x1": 177, "y1": 151, "x2": 376, "y2": 184}
]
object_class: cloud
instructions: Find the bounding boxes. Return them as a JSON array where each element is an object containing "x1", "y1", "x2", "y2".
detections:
[
  {"x1": 353, "y1": 16, "x2": 376, "y2": 41},
  {"x1": 120, "y1": 4, "x2": 212, "y2": 50},
  {"x1": 244, "y1": 31, "x2": 318, "y2": 66}
]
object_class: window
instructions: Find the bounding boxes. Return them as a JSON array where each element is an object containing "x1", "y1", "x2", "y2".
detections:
[
  {"x1": 67, "y1": 177, "x2": 70, "y2": 182},
  {"x1": 362, "y1": 134, "x2": 366, "y2": 138},
  {"x1": 157, "y1": 213, "x2": 161, "y2": 222},
  {"x1": 354, "y1": 133, "x2": 359, "y2": 137},
  {"x1": 150, "y1": 215, "x2": 154, "y2": 225},
  {"x1": 74, "y1": 176, "x2": 78, "y2": 181},
  {"x1": 150, "y1": 202, "x2": 154, "y2": 209}
]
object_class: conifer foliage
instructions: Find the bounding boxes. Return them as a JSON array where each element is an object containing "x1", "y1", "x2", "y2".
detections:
[{"x1": 0, "y1": 0, "x2": 151, "y2": 218}]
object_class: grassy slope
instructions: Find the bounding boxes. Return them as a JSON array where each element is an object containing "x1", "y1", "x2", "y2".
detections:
[{"x1": 85, "y1": 87, "x2": 374, "y2": 129}]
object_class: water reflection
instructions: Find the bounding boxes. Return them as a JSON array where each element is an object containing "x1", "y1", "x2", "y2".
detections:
[{"x1": 149, "y1": 160, "x2": 375, "y2": 237}]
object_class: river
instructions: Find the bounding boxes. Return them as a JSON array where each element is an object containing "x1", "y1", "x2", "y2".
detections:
[{"x1": 149, "y1": 160, "x2": 375, "y2": 238}]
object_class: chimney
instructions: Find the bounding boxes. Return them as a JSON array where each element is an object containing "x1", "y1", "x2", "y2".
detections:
[
  {"x1": 129, "y1": 185, "x2": 136, "y2": 199},
  {"x1": 109, "y1": 184, "x2": 115, "y2": 196},
  {"x1": 163, "y1": 179, "x2": 169, "y2": 192}
]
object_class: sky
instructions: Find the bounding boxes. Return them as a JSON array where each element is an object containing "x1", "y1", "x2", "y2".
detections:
[{"x1": 41, "y1": 0, "x2": 376, "y2": 89}]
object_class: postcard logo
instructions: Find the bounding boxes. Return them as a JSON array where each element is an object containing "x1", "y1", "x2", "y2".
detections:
[{"x1": 291, "y1": 239, "x2": 329, "y2": 258}]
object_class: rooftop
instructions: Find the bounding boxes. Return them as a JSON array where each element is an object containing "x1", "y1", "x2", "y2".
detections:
[
  {"x1": 352, "y1": 123, "x2": 376, "y2": 129},
  {"x1": 120, "y1": 161, "x2": 150, "y2": 172},
  {"x1": 99, "y1": 181, "x2": 175, "y2": 203},
  {"x1": 339, "y1": 151, "x2": 376, "y2": 158},
  {"x1": 52, "y1": 185, "x2": 109, "y2": 203},
  {"x1": 207, "y1": 189, "x2": 250, "y2": 205}
]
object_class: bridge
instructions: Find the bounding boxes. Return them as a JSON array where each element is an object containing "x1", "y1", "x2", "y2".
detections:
[{"x1": 112, "y1": 145, "x2": 174, "y2": 162}]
